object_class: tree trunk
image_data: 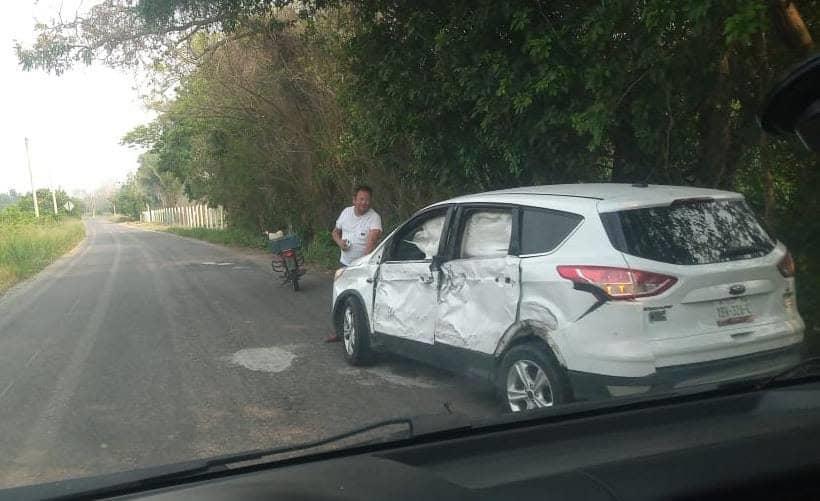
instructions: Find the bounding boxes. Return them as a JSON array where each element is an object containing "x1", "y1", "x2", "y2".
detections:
[
  {"x1": 698, "y1": 51, "x2": 732, "y2": 188},
  {"x1": 758, "y1": 23, "x2": 774, "y2": 226},
  {"x1": 770, "y1": 1, "x2": 816, "y2": 55},
  {"x1": 761, "y1": 135, "x2": 776, "y2": 224}
]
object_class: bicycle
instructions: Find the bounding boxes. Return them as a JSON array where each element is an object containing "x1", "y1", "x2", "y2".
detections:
[{"x1": 267, "y1": 232, "x2": 305, "y2": 291}]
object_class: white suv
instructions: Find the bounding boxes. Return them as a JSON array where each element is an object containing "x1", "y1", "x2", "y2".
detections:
[{"x1": 331, "y1": 184, "x2": 805, "y2": 411}]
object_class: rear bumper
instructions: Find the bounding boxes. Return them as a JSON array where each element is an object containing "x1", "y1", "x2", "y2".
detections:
[{"x1": 568, "y1": 341, "x2": 806, "y2": 401}]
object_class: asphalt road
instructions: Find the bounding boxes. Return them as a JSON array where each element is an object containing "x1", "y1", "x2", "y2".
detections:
[{"x1": 0, "y1": 218, "x2": 496, "y2": 489}]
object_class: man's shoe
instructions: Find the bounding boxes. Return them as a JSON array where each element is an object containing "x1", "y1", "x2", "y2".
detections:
[{"x1": 325, "y1": 335, "x2": 342, "y2": 343}]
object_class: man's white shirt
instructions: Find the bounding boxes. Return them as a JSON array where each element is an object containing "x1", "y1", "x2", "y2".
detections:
[{"x1": 335, "y1": 207, "x2": 382, "y2": 265}]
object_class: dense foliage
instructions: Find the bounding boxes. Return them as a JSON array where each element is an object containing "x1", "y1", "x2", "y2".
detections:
[{"x1": 17, "y1": 0, "x2": 819, "y2": 332}]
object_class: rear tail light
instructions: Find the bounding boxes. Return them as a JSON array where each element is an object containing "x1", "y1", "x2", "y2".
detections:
[
  {"x1": 778, "y1": 251, "x2": 796, "y2": 277},
  {"x1": 556, "y1": 265, "x2": 677, "y2": 300}
]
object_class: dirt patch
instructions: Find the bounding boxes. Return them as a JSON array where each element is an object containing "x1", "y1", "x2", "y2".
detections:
[
  {"x1": 242, "y1": 404, "x2": 283, "y2": 420},
  {"x1": 225, "y1": 347, "x2": 297, "y2": 373}
]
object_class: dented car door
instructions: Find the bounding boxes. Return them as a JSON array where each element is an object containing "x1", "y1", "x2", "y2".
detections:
[
  {"x1": 372, "y1": 209, "x2": 450, "y2": 344},
  {"x1": 435, "y1": 207, "x2": 521, "y2": 355}
]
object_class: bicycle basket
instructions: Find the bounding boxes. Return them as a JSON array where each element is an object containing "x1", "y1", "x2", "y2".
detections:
[{"x1": 268, "y1": 234, "x2": 301, "y2": 254}]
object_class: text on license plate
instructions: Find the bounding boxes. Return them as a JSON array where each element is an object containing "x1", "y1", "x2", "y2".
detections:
[{"x1": 715, "y1": 297, "x2": 754, "y2": 326}]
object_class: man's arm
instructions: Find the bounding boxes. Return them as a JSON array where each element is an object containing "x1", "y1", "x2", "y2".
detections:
[
  {"x1": 332, "y1": 227, "x2": 348, "y2": 250},
  {"x1": 364, "y1": 228, "x2": 382, "y2": 255}
]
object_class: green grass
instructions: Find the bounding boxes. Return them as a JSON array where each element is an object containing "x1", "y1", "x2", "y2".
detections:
[
  {"x1": 164, "y1": 226, "x2": 340, "y2": 270},
  {"x1": 0, "y1": 218, "x2": 86, "y2": 293},
  {"x1": 165, "y1": 226, "x2": 268, "y2": 249},
  {"x1": 301, "y1": 230, "x2": 341, "y2": 269}
]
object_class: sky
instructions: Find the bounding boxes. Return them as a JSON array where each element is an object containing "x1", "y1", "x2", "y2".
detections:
[{"x1": 0, "y1": 1, "x2": 155, "y2": 196}]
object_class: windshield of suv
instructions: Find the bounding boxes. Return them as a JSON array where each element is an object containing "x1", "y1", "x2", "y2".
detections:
[{"x1": 0, "y1": 0, "x2": 817, "y2": 491}]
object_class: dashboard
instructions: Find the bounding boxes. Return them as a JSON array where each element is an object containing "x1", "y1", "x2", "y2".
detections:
[{"x1": 9, "y1": 379, "x2": 818, "y2": 500}]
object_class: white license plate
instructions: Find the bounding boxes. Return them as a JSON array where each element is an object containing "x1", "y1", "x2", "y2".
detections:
[{"x1": 715, "y1": 297, "x2": 754, "y2": 326}]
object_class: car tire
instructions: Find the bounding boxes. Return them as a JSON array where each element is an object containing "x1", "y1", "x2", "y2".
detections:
[
  {"x1": 338, "y1": 297, "x2": 373, "y2": 366},
  {"x1": 497, "y1": 342, "x2": 572, "y2": 412}
]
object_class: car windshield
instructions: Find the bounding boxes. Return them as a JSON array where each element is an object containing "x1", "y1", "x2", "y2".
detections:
[{"x1": 0, "y1": 0, "x2": 817, "y2": 491}]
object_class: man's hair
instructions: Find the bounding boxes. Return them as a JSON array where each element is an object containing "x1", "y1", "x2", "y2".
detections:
[{"x1": 354, "y1": 185, "x2": 373, "y2": 197}]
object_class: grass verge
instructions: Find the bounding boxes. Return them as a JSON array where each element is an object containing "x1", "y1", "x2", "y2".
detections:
[
  {"x1": 0, "y1": 218, "x2": 86, "y2": 294},
  {"x1": 165, "y1": 227, "x2": 267, "y2": 249},
  {"x1": 163, "y1": 226, "x2": 340, "y2": 270}
]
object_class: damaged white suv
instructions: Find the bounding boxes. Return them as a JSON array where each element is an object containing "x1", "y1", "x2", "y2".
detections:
[{"x1": 331, "y1": 184, "x2": 805, "y2": 411}]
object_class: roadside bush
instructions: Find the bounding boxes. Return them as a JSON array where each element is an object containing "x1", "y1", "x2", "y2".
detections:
[
  {"x1": 0, "y1": 217, "x2": 85, "y2": 293},
  {"x1": 302, "y1": 230, "x2": 340, "y2": 269}
]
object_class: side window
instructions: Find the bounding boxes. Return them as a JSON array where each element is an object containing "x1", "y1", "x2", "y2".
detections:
[
  {"x1": 458, "y1": 209, "x2": 512, "y2": 259},
  {"x1": 391, "y1": 213, "x2": 447, "y2": 261},
  {"x1": 520, "y1": 208, "x2": 582, "y2": 254}
]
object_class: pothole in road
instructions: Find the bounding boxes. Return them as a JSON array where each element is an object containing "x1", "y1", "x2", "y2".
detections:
[{"x1": 226, "y1": 347, "x2": 296, "y2": 373}]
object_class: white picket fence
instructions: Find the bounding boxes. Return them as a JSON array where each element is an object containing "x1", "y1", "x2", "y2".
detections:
[{"x1": 140, "y1": 204, "x2": 226, "y2": 229}]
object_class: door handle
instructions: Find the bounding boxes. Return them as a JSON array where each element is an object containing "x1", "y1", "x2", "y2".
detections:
[
  {"x1": 366, "y1": 278, "x2": 374, "y2": 283},
  {"x1": 419, "y1": 274, "x2": 435, "y2": 284}
]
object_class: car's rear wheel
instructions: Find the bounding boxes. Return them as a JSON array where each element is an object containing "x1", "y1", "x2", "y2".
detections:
[
  {"x1": 498, "y1": 342, "x2": 571, "y2": 412},
  {"x1": 339, "y1": 297, "x2": 373, "y2": 366}
]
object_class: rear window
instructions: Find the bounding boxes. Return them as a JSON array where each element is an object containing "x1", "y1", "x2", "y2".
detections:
[
  {"x1": 600, "y1": 199, "x2": 775, "y2": 265},
  {"x1": 520, "y1": 209, "x2": 582, "y2": 254}
]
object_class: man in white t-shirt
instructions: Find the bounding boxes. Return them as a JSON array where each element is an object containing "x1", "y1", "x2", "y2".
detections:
[
  {"x1": 327, "y1": 185, "x2": 382, "y2": 342},
  {"x1": 332, "y1": 185, "x2": 383, "y2": 267}
]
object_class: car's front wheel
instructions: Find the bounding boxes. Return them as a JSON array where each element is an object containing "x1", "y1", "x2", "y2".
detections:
[
  {"x1": 498, "y1": 342, "x2": 571, "y2": 412},
  {"x1": 338, "y1": 297, "x2": 373, "y2": 366}
]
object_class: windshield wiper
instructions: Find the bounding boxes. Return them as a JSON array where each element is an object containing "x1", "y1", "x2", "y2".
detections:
[
  {"x1": 720, "y1": 245, "x2": 770, "y2": 259},
  {"x1": 195, "y1": 416, "x2": 416, "y2": 468},
  {"x1": 29, "y1": 417, "x2": 418, "y2": 500}
]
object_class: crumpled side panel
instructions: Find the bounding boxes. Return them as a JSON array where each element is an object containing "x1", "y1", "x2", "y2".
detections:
[
  {"x1": 373, "y1": 262, "x2": 438, "y2": 344},
  {"x1": 435, "y1": 255, "x2": 520, "y2": 354}
]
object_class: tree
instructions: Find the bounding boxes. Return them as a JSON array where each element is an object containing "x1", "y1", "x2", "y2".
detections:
[
  {"x1": 14, "y1": 189, "x2": 83, "y2": 216},
  {"x1": 120, "y1": 13, "x2": 356, "y2": 234},
  {"x1": 14, "y1": 0, "x2": 305, "y2": 101},
  {"x1": 0, "y1": 191, "x2": 20, "y2": 211}
]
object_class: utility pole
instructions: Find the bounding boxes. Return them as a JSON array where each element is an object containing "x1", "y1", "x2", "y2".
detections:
[
  {"x1": 48, "y1": 166, "x2": 58, "y2": 215},
  {"x1": 24, "y1": 137, "x2": 39, "y2": 218}
]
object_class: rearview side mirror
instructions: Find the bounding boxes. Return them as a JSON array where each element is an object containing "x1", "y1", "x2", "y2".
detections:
[{"x1": 759, "y1": 54, "x2": 820, "y2": 153}]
